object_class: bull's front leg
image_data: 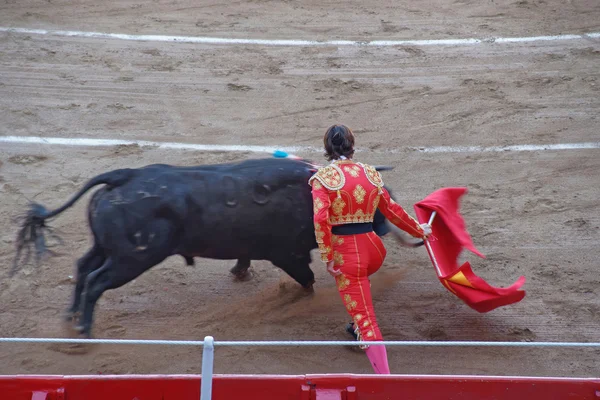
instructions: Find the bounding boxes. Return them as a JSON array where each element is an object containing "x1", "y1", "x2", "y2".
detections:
[
  {"x1": 182, "y1": 255, "x2": 195, "y2": 266},
  {"x1": 230, "y1": 258, "x2": 252, "y2": 280}
]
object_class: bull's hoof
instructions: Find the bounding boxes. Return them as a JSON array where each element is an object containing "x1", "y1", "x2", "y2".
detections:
[
  {"x1": 302, "y1": 282, "x2": 315, "y2": 293},
  {"x1": 64, "y1": 309, "x2": 80, "y2": 323},
  {"x1": 73, "y1": 324, "x2": 91, "y2": 338},
  {"x1": 230, "y1": 261, "x2": 252, "y2": 280},
  {"x1": 183, "y1": 255, "x2": 195, "y2": 266},
  {"x1": 231, "y1": 268, "x2": 252, "y2": 282}
]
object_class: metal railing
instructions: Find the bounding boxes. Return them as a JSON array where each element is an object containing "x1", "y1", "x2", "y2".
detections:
[{"x1": 2, "y1": 336, "x2": 600, "y2": 400}]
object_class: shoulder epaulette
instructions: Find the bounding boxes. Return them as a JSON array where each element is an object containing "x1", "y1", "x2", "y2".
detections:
[
  {"x1": 308, "y1": 164, "x2": 345, "y2": 190},
  {"x1": 358, "y1": 163, "x2": 384, "y2": 188}
]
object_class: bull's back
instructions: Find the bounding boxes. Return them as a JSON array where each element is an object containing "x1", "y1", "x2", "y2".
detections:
[
  {"x1": 177, "y1": 158, "x2": 316, "y2": 259},
  {"x1": 87, "y1": 159, "x2": 315, "y2": 259}
]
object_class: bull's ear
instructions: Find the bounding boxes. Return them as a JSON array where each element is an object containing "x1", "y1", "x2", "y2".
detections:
[{"x1": 374, "y1": 165, "x2": 395, "y2": 172}]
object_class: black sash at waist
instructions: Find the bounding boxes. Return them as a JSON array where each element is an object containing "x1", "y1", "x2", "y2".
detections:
[{"x1": 331, "y1": 223, "x2": 373, "y2": 236}]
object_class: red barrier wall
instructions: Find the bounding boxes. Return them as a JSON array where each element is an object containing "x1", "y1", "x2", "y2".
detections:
[{"x1": 2, "y1": 374, "x2": 599, "y2": 400}]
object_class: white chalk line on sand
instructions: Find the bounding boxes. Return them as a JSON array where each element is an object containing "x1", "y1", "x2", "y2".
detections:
[
  {"x1": 1, "y1": 27, "x2": 599, "y2": 47},
  {"x1": 1, "y1": 136, "x2": 599, "y2": 154}
]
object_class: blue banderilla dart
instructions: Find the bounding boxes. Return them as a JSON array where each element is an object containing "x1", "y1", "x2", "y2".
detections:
[
  {"x1": 273, "y1": 150, "x2": 301, "y2": 159},
  {"x1": 273, "y1": 150, "x2": 288, "y2": 158}
]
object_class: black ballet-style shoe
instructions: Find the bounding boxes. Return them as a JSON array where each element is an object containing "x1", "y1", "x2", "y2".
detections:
[
  {"x1": 345, "y1": 322, "x2": 369, "y2": 350},
  {"x1": 346, "y1": 322, "x2": 358, "y2": 340}
]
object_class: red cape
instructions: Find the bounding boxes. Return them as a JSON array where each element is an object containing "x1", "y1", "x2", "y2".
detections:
[{"x1": 414, "y1": 187, "x2": 526, "y2": 313}]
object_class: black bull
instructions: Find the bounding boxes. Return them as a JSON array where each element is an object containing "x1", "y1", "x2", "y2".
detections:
[{"x1": 13, "y1": 157, "x2": 422, "y2": 337}]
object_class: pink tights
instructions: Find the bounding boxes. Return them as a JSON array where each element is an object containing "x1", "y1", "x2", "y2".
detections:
[{"x1": 365, "y1": 344, "x2": 390, "y2": 374}]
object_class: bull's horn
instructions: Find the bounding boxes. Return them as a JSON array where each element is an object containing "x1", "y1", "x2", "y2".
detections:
[{"x1": 374, "y1": 165, "x2": 395, "y2": 172}]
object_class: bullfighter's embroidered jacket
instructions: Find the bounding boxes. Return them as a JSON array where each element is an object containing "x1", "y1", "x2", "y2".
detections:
[{"x1": 309, "y1": 159, "x2": 425, "y2": 262}]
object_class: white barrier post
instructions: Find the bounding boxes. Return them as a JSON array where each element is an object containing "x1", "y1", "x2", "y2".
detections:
[{"x1": 201, "y1": 336, "x2": 214, "y2": 400}]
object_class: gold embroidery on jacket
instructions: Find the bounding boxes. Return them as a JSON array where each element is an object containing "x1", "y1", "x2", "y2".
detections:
[
  {"x1": 332, "y1": 197, "x2": 346, "y2": 215},
  {"x1": 332, "y1": 235, "x2": 344, "y2": 246},
  {"x1": 333, "y1": 251, "x2": 344, "y2": 266},
  {"x1": 313, "y1": 197, "x2": 324, "y2": 214},
  {"x1": 344, "y1": 165, "x2": 361, "y2": 178},
  {"x1": 371, "y1": 193, "x2": 381, "y2": 213},
  {"x1": 308, "y1": 164, "x2": 345, "y2": 190},
  {"x1": 329, "y1": 209, "x2": 375, "y2": 225},
  {"x1": 353, "y1": 184, "x2": 366, "y2": 204},
  {"x1": 353, "y1": 209, "x2": 365, "y2": 221},
  {"x1": 318, "y1": 244, "x2": 332, "y2": 260},
  {"x1": 312, "y1": 180, "x2": 323, "y2": 190},
  {"x1": 360, "y1": 163, "x2": 383, "y2": 188},
  {"x1": 314, "y1": 222, "x2": 325, "y2": 242}
]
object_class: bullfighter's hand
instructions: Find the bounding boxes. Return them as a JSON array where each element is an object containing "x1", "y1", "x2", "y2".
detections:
[
  {"x1": 420, "y1": 223, "x2": 432, "y2": 238},
  {"x1": 326, "y1": 260, "x2": 342, "y2": 277}
]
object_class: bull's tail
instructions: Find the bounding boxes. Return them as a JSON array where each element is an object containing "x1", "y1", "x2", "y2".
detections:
[{"x1": 11, "y1": 168, "x2": 135, "y2": 276}]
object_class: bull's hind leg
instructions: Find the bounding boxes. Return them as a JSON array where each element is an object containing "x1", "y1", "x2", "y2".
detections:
[
  {"x1": 76, "y1": 256, "x2": 166, "y2": 338},
  {"x1": 66, "y1": 245, "x2": 105, "y2": 322},
  {"x1": 272, "y1": 254, "x2": 315, "y2": 291},
  {"x1": 74, "y1": 258, "x2": 113, "y2": 336}
]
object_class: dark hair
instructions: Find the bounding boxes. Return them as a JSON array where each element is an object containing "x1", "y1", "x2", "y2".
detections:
[{"x1": 323, "y1": 124, "x2": 355, "y2": 161}]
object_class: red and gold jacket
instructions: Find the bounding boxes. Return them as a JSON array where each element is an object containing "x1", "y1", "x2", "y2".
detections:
[{"x1": 309, "y1": 159, "x2": 425, "y2": 262}]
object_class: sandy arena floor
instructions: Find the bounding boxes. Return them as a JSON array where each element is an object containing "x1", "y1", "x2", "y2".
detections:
[{"x1": 0, "y1": 0, "x2": 599, "y2": 377}]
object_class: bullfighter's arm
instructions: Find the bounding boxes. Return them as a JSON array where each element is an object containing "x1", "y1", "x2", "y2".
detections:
[
  {"x1": 377, "y1": 187, "x2": 425, "y2": 239},
  {"x1": 311, "y1": 180, "x2": 333, "y2": 262}
]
